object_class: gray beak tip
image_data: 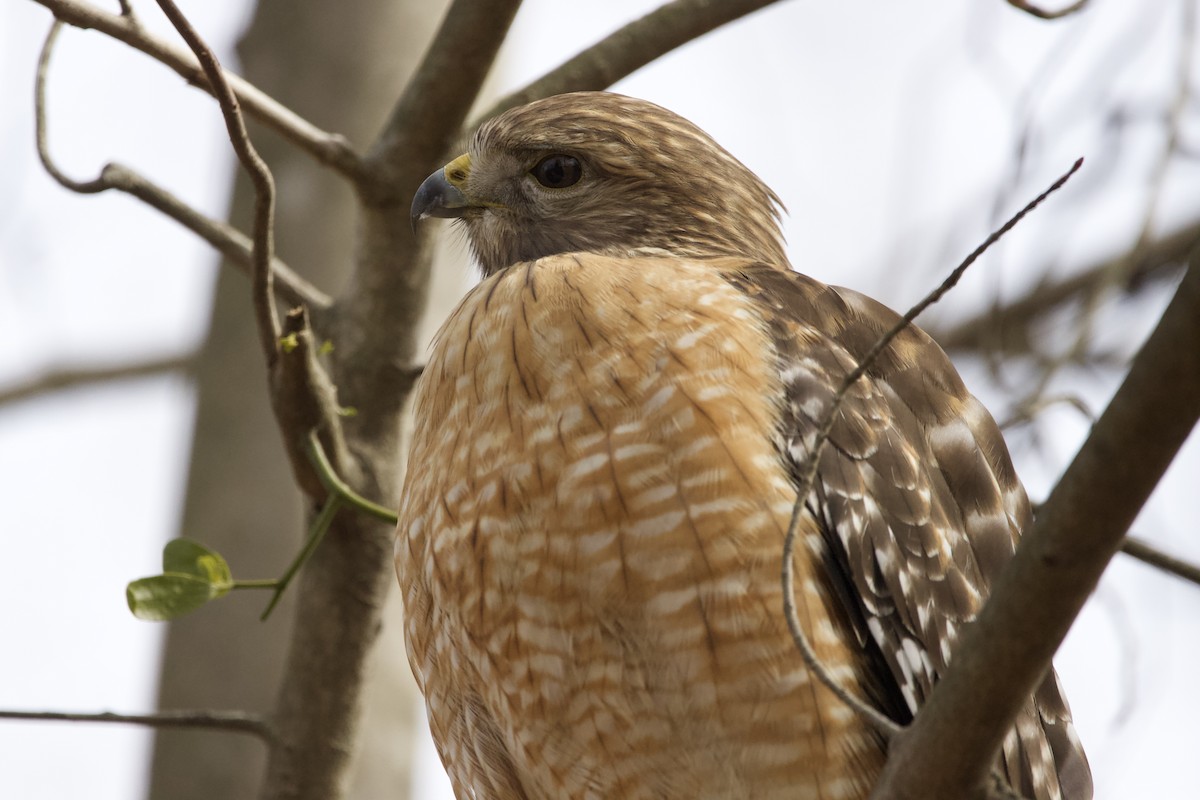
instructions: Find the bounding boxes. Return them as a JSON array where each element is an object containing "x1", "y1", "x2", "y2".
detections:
[{"x1": 411, "y1": 168, "x2": 469, "y2": 230}]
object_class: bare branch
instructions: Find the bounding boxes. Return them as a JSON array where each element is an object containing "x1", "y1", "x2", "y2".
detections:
[
  {"x1": 154, "y1": 0, "x2": 280, "y2": 368},
  {"x1": 871, "y1": 254, "x2": 1200, "y2": 799},
  {"x1": 31, "y1": 0, "x2": 362, "y2": 179},
  {"x1": 474, "y1": 0, "x2": 788, "y2": 126},
  {"x1": 0, "y1": 709, "x2": 273, "y2": 741},
  {"x1": 35, "y1": 20, "x2": 105, "y2": 194},
  {"x1": 363, "y1": 0, "x2": 524, "y2": 199},
  {"x1": 34, "y1": 20, "x2": 328, "y2": 310},
  {"x1": 1006, "y1": 0, "x2": 1089, "y2": 20},
  {"x1": 781, "y1": 159, "x2": 1083, "y2": 743},
  {"x1": 0, "y1": 353, "x2": 193, "y2": 407},
  {"x1": 932, "y1": 218, "x2": 1200, "y2": 354},
  {"x1": 1122, "y1": 535, "x2": 1200, "y2": 588}
]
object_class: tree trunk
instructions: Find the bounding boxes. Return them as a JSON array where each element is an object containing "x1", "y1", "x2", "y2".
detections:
[{"x1": 146, "y1": 2, "x2": 449, "y2": 797}]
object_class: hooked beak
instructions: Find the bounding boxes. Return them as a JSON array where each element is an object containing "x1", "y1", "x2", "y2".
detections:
[{"x1": 411, "y1": 153, "x2": 474, "y2": 230}]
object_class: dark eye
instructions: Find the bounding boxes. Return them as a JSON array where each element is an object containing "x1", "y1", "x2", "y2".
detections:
[{"x1": 531, "y1": 155, "x2": 582, "y2": 189}]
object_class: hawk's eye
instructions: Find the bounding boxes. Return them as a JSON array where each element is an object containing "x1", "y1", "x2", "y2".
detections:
[{"x1": 531, "y1": 155, "x2": 582, "y2": 189}]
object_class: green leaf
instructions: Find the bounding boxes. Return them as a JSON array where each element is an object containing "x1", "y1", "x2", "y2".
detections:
[
  {"x1": 125, "y1": 539, "x2": 236, "y2": 621},
  {"x1": 126, "y1": 574, "x2": 222, "y2": 621},
  {"x1": 162, "y1": 538, "x2": 232, "y2": 591}
]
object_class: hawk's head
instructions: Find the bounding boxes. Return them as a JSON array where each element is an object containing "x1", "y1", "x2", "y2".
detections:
[{"x1": 412, "y1": 92, "x2": 787, "y2": 275}]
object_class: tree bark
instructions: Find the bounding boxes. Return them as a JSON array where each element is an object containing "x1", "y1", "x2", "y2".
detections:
[{"x1": 146, "y1": 2, "x2": 448, "y2": 798}]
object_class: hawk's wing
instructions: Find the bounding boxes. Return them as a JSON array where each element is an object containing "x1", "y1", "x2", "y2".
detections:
[{"x1": 722, "y1": 264, "x2": 1093, "y2": 800}]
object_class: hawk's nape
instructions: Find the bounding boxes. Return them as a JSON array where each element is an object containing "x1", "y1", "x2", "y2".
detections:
[{"x1": 397, "y1": 91, "x2": 1092, "y2": 800}]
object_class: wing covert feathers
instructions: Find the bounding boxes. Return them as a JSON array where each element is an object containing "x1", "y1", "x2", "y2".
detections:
[{"x1": 723, "y1": 264, "x2": 1092, "y2": 800}]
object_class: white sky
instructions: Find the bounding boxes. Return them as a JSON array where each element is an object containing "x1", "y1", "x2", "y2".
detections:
[{"x1": 2, "y1": 1, "x2": 1198, "y2": 799}]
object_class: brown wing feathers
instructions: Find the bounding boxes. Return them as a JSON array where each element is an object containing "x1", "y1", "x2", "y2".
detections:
[{"x1": 723, "y1": 263, "x2": 1092, "y2": 800}]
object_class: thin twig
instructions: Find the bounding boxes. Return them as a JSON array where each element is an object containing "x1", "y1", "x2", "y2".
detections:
[
  {"x1": 0, "y1": 353, "x2": 193, "y2": 407},
  {"x1": 260, "y1": 492, "x2": 341, "y2": 621},
  {"x1": 0, "y1": 709, "x2": 273, "y2": 741},
  {"x1": 155, "y1": 0, "x2": 281, "y2": 367},
  {"x1": 32, "y1": 0, "x2": 362, "y2": 179},
  {"x1": 35, "y1": 22, "x2": 104, "y2": 193},
  {"x1": 258, "y1": 432, "x2": 398, "y2": 619},
  {"x1": 782, "y1": 159, "x2": 1083, "y2": 739},
  {"x1": 780, "y1": 507, "x2": 902, "y2": 737},
  {"x1": 305, "y1": 430, "x2": 398, "y2": 524},
  {"x1": 1006, "y1": 0, "x2": 1089, "y2": 20},
  {"x1": 472, "y1": 0, "x2": 787, "y2": 127},
  {"x1": 33, "y1": 21, "x2": 327, "y2": 310},
  {"x1": 1121, "y1": 536, "x2": 1200, "y2": 587}
]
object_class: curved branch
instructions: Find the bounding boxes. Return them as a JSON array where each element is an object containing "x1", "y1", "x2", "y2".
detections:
[
  {"x1": 871, "y1": 254, "x2": 1200, "y2": 799},
  {"x1": 35, "y1": 21, "x2": 105, "y2": 194},
  {"x1": 0, "y1": 709, "x2": 273, "y2": 742},
  {"x1": 31, "y1": 0, "x2": 362, "y2": 179},
  {"x1": 155, "y1": 0, "x2": 280, "y2": 367},
  {"x1": 34, "y1": 21, "x2": 329, "y2": 310},
  {"x1": 473, "y1": 0, "x2": 788, "y2": 127},
  {"x1": 306, "y1": 429, "x2": 399, "y2": 524},
  {"x1": 1006, "y1": 0, "x2": 1089, "y2": 19},
  {"x1": 0, "y1": 352, "x2": 193, "y2": 407}
]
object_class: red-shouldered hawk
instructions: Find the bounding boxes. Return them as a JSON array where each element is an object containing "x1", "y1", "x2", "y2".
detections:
[{"x1": 398, "y1": 91, "x2": 1092, "y2": 799}]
